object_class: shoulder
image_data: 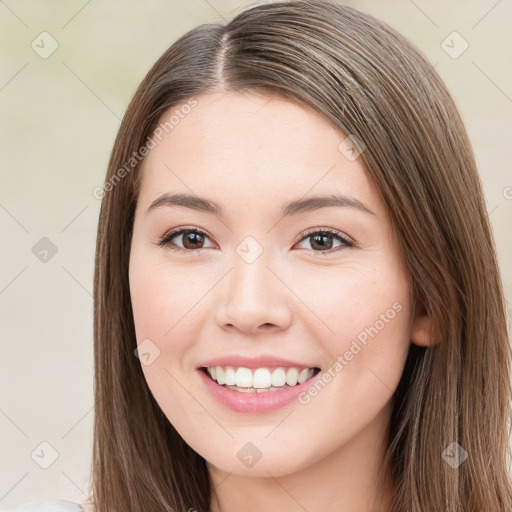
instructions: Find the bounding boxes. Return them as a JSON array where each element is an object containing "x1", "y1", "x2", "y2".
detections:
[{"x1": 7, "y1": 499, "x2": 83, "y2": 512}]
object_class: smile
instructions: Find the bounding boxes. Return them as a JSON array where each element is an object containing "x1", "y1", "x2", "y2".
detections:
[
  {"x1": 198, "y1": 366, "x2": 322, "y2": 413},
  {"x1": 204, "y1": 365, "x2": 320, "y2": 392}
]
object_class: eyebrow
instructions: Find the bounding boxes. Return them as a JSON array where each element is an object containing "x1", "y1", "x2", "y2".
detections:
[{"x1": 146, "y1": 192, "x2": 375, "y2": 218}]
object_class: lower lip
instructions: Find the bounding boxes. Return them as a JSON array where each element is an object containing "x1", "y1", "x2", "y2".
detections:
[{"x1": 197, "y1": 368, "x2": 321, "y2": 413}]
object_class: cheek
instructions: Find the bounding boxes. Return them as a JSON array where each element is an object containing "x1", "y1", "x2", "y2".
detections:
[
  {"x1": 129, "y1": 259, "x2": 205, "y2": 423},
  {"x1": 129, "y1": 256, "x2": 212, "y2": 401},
  {"x1": 293, "y1": 257, "x2": 412, "y2": 397},
  {"x1": 129, "y1": 256, "x2": 203, "y2": 343},
  {"x1": 295, "y1": 256, "x2": 410, "y2": 335}
]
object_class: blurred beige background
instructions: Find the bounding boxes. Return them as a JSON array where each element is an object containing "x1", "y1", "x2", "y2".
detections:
[{"x1": 1, "y1": 0, "x2": 511, "y2": 509}]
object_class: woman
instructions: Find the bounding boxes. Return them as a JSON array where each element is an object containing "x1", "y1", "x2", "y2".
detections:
[{"x1": 11, "y1": 0, "x2": 512, "y2": 511}]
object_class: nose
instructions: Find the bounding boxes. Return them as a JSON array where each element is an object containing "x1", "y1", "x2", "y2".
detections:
[{"x1": 215, "y1": 255, "x2": 292, "y2": 335}]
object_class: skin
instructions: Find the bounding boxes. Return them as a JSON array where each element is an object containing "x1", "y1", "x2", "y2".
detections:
[{"x1": 128, "y1": 90, "x2": 433, "y2": 512}]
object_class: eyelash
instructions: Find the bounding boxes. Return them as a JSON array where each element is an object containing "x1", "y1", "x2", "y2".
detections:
[{"x1": 155, "y1": 226, "x2": 355, "y2": 257}]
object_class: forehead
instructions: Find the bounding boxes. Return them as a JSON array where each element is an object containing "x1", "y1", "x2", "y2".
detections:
[{"x1": 137, "y1": 90, "x2": 380, "y2": 216}]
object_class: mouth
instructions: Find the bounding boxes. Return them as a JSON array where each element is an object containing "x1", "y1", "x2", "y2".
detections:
[{"x1": 199, "y1": 365, "x2": 321, "y2": 393}]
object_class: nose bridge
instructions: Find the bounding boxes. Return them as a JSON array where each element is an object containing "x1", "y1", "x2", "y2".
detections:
[
  {"x1": 232, "y1": 245, "x2": 271, "y2": 302},
  {"x1": 233, "y1": 239, "x2": 275, "y2": 308},
  {"x1": 231, "y1": 232, "x2": 274, "y2": 294},
  {"x1": 215, "y1": 237, "x2": 292, "y2": 333}
]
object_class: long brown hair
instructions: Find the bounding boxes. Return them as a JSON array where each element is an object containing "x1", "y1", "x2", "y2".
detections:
[{"x1": 88, "y1": 1, "x2": 512, "y2": 510}]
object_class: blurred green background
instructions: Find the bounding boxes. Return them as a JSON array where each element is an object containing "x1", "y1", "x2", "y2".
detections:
[{"x1": 1, "y1": 0, "x2": 511, "y2": 508}]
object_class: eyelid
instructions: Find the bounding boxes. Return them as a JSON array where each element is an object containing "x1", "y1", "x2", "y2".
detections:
[
  {"x1": 293, "y1": 226, "x2": 356, "y2": 247},
  {"x1": 156, "y1": 226, "x2": 216, "y2": 251}
]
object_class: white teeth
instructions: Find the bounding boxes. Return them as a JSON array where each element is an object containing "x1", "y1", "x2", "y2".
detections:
[
  {"x1": 225, "y1": 366, "x2": 236, "y2": 385},
  {"x1": 285, "y1": 367, "x2": 299, "y2": 386},
  {"x1": 206, "y1": 366, "x2": 317, "y2": 390},
  {"x1": 215, "y1": 367, "x2": 226, "y2": 385},
  {"x1": 225, "y1": 384, "x2": 294, "y2": 393},
  {"x1": 253, "y1": 368, "x2": 272, "y2": 388},
  {"x1": 235, "y1": 367, "x2": 253, "y2": 388},
  {"x1": 297, "y1": 368, "x2": 310, "y2": 384},
  {"x1": 271, "y1": 367, "x2": 286, "y2": 387}
]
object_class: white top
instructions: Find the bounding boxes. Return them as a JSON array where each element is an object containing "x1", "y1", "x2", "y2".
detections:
[{"x1": 7, "y1": 499, "x2": 83, "y2": 511}]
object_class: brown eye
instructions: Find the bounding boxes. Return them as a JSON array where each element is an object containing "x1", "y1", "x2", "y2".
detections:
[
  {"x1": 295, "y1": 228, "x2": 354, "y2": 255},
  {"x1": 157, "y1": 227, "x2": 215, "y2": 253},
  {"x1": 180, "y1": 230, "x2": 206, "y2": 250},
  {"x1": 156, "y1": 226, "x2": 354, "y2": 256}
]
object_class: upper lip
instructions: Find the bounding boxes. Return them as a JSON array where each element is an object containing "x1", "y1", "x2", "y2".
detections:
[{"x1": 196, "y1": 355, "x2": 319, "y2": 370}]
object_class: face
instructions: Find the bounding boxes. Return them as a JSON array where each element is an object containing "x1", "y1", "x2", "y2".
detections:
[{"x1": 129, "y1": 90, "x2": 419, "y2": 478}]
